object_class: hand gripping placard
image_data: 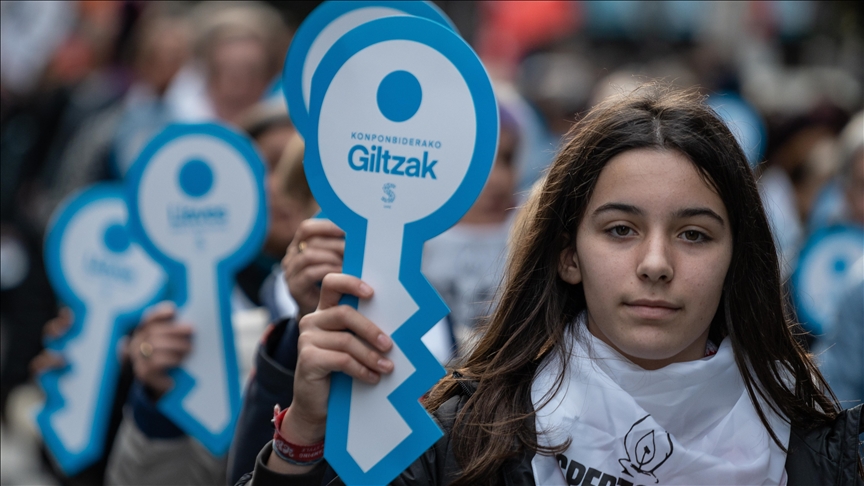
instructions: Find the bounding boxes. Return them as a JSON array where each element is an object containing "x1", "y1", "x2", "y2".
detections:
[
  {"x1": 283, "y1": 0, "x2": 454, "y2": 138},
  {"x1": 38, "y1": 184, "x2": 165, "y2": 475},
  {"x1": 125, "y1": 124, "x2": 267, "y2": 456},
  {"x1": 304, "y1": 16, "x2": 498, "y2": 484}
]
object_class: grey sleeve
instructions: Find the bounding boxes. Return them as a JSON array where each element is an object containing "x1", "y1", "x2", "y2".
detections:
[{"x1": 105, "y1": 409, "x2": 227, "y2": 486}]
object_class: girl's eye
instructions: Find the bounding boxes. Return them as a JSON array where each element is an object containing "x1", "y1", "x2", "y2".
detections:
[
  {"x1": 681, "y1": 230, "x2": 705, "y2": 242},
  {"x1": 611, "y1": 226, "x2": 633, "y2": 237}
]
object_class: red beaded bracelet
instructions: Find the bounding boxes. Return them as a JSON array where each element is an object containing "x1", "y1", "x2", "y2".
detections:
[{"x1": 271, "y1": 405, "x2": 325, "y2": 466}]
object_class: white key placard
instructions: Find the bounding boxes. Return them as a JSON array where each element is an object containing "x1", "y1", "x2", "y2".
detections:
[
  {"x1": 38, "y1": 184, "x2": 165, "y2": 475},
  {"x1": 283, "y1": 0, "x2": 454, "y2": 138},
  {"x1": 125, "y1": 123, "x2": 267, "y2": 456},
  {"x1": 295, "y1": 14, "x2": 498, "y2": 484}
]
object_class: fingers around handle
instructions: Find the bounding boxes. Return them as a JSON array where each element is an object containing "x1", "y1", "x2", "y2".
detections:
[{"x1": 285, "y1": 273, "x2": 394, "y2": 453}]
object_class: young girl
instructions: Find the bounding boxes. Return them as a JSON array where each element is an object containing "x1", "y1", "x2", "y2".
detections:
[{"x1": 242, "y1": 86, "x2": 863, "y2": 485}]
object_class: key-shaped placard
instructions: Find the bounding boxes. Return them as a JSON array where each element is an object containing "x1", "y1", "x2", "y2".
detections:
[
  {"x1": 283, "y1": 0, "x2": 454, "y2": 138},
  {"x1": 300, "y1": 15, "x2": 498, "y2": 484},
  {"x1": 38, "y1": 184, "x2": 165, "y2": 475},
  {"x1": 125, "y1": 123, "x2": 267, "y2": 456},
  {"x1": 792, "y1": 225, "x2": 864, "y2": 336}
]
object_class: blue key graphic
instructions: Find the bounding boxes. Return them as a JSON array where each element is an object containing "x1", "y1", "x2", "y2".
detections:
[
  {"x1": 792, "y1": 225, "x2": 864, "y2": 336},
  {"x1": 125, "y1": 124, "x2": 267, "y2": 455},
  {"x1": 303, "y1": 15, "x2": 498, "y2": 484},
  {"x1": 38, "y1": 184, "x2": 165, "y2": 475}
]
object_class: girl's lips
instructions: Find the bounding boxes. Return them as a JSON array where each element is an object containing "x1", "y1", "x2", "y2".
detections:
[{"x1": 624, "y1": 300, "x2": 681, "y2": 320}]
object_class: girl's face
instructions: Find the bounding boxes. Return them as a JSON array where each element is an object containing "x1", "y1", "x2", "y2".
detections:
[{"x1": 559, "y1": 148, "x2": 733, "y2": 370}]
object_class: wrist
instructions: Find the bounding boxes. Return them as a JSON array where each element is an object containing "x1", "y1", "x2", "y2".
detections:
[
  {"x1": 267, "y1": 405, "x2": 325, "y2": 472},
  {"x1": 279, "y1": 406, "x2": 326, "y2": 445}
]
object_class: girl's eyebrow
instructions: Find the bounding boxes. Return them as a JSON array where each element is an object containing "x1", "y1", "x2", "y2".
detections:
[
  {"x1": 592, "y1": 203, "x2": 725, "y2": 227},
  {"x1": 592, "y1": 202, "x2": 643, "y2": 217},
  {"x1": 674, "y1": 207, "x2": 726, "y2": 226}
]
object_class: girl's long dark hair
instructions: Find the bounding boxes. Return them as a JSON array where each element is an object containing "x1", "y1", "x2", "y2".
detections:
[{"x1": 425, "y1": 85, "x2": 839, "y2": 486}]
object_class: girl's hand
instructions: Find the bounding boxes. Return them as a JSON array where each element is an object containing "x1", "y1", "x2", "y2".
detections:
[
  {"x1": 127, "y1": 302, "x2": 193, "y2": 399},
  {"x1": 283, "y1": 219, "x2": 345, "y2": 318},
  {"x1": 268, "y1": 273, "x2": 393, "y2": 473}
]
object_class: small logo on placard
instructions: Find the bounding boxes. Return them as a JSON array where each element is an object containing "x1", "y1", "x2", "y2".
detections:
[
  {"x1": 168, "y1": 159, "x2": 229, "y2": 231},
  {"x1": 381, "y1": 183, "x2": 396, "y2": 205},
  {"x1": 83, "y1": 222, "x2": 135, "y2": 283},
  {"x1": 167, "y1": 206, "x2": 228, "y2": 229}
]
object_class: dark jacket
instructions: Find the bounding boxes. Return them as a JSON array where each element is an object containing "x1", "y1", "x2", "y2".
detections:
[{"x1": 234, "y1": 319, "x2": 864, "y2": 486}]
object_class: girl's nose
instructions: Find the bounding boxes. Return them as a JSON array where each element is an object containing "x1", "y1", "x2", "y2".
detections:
[{"x1": 636, "y1": 235, "x2": 674, "y2": 282}]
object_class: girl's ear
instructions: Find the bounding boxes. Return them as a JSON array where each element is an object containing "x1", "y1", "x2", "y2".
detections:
[{"x1": 558, "y1": 244, "x2": 582, "y2": 285}]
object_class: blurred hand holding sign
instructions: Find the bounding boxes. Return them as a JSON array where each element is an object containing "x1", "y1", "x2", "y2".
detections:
[
  {"x1": 125, "y1": 124, "x2": 267, "y2": 456},
  {"x1": 284, "y1": 1, "x2": 498, "y2": 483},
  {"x1": 38, "y1": 184, "x2": 165, "y2": 475}
]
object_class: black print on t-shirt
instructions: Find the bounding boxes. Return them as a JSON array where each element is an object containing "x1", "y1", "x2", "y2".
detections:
[
  {"x1": 617, "y1": 414, "x2": 673, "y2": 483},
  {"x1": 556, "y1": 453, "x2": 643, "y2": 486}
]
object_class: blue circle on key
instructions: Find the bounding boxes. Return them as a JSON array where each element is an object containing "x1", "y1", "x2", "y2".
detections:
[
  {"x1": 377, "y1": 71, "x2": 422, "y2": 122},
  {"x1": 104, "y1": 223, "x2": 130, "y2": 253},
  {"x1": 178, "y1": 159, "x2": 213, "y2": 197},
  {"x1": 833, "y1": 258, "x2": 846, "y2": 273}
]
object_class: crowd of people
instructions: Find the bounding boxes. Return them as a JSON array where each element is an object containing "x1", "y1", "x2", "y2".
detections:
[{"x1": 0, "y1": 1, "x2": 861, "y2": 485}]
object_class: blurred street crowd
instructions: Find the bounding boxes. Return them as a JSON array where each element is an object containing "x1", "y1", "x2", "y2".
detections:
[{"x1": 0, "y1": 1, "x2": 862, "y2": 485}]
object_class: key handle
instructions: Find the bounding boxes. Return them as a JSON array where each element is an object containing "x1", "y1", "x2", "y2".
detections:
[
  {"x1": 38, "y1": 184, "x2": 165, "y2": 475},
  {"x1": 304, "y1": 15, "x2": 498, "y2": 485},
  {"x1": 125, "y1": 123, "x2": 267, "y2": 455},
  {"x1": 307, "y1": 15, "x2": 497, "y2": 237},
  {"x1": 283, "y1": 0, "x2": 454, "y2": 138},
  {"x1": 792, "y1": 225, "x2": 864, "y2": 336}
]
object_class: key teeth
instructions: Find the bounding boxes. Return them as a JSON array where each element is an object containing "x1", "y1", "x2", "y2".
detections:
[
  {"x1": 36, "y1": 349, "x2": 105, "y2": 476},
  {"x1": 328, "y1": 270, "x2": 450, "y2": 484},
  {"x1": 156, "y1": 367, "x2": 238, "y2": 457}
]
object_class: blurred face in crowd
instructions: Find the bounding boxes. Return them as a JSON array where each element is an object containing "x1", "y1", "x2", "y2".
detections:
[
  {"x1": 208, "y1": 36, "x2": 270, "y2": 124},
  {"x1": 258, "y1": 124, "x2": 295, "y2": 174},
  {"x1": 261, "y1": 130, "x2": 314, "y2": 257},
  {"x1": 136, "y1": 19, "x2": 190, "y2": 95},
  {"x1": 559, "y1": 149, "x2": 733, "y2": 370},
  {"x1": 846, "y1": 149, "x2": 864, "y2": 225},
  {"x1": 460, "y1": 126, "x2": 518, "y2": 225}
]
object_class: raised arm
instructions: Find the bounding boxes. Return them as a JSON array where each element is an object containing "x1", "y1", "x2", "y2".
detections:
[{"x1": 266, "y1": 273, "x2": 393, "y2": 475}]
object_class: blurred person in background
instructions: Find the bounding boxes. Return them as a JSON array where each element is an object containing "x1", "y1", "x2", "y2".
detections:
[
  {"x1": 234, "y1": 104, "x2": 323, "y2": 324},
  {"x1": 757, "y1": 105, "x2": 851, "y2": 279},
  {"x1": 516, "y1": 51, "x2": 594, "y2": 191},
  {"x1": 2, "y1": 4, "x2": 189, "y2": 484},
  {"x1": 810, "y1": 113, "x2": 864, "y2": 411},
  {"x1": 8, "y1": 4, "x2": 288, "y2": 483},
  {"x1": 164, "y1": 1, "x2": 289, "y2": 126},
  {"x1": 422, "y1": 104, "x2": 521, "y2": 354},
  {"x1": 113, "y1": 1, "x2": 290, "y2": 177},
  {"x1": 807, "y1": 112, "x2": 864, "y2": 231},
  {"x1": 110, "y1": 3, "x2": 193, "y2": 177},
  {"x1": 1, "y1": 0, "x2": 135, "y2": 432}
]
